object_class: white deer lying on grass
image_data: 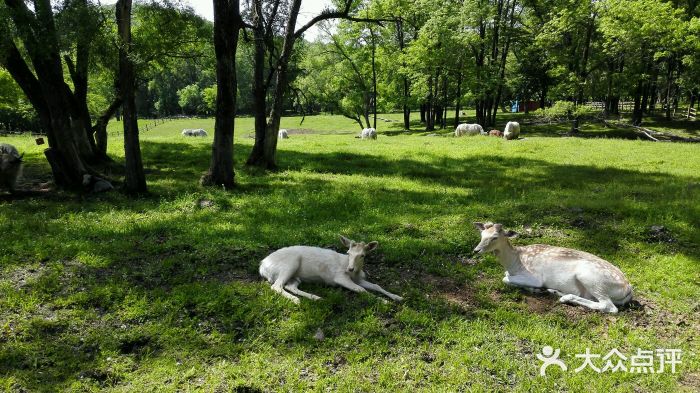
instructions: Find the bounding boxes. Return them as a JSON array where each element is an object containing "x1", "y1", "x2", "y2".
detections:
[
  {"x1": 473, "y1": 222, "x2": 633, "y2": 313},
  {"x1": 259, "y1": 236, "x2": 403, "y2": 304}
]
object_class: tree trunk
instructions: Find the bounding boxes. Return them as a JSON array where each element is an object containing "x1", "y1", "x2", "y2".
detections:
[
  {"x1": 648, "y1": 68, "x2": 659, "y2": 113},
  {"x1": 203, "y1": 0, "x2": 241, "y2": 186},
  {"x1": 491, "y1": 0, "x2": 517, "y2": 126},
  {"x1": 396, "y1": 18, "x2": 410, "y2": 130},
  {"x1": 665, "y1": 57, "x2": 674, "y2": 120},
  {"x1": 540, "y1": 86, "x2": 547, "y2": 111},
  {"x1": 1, "y1": 0, "x2": 105, "y2": 189},
  {"x1": 93, "y1": 96, "x2": 122, "y2": 157},
  {"x1": 420, "y1": 103, "x2": 426, "y2": 123},
  {"x1": 246, "y1": 0, "x2": 268, "y2": 166},
  {"x1": 117, "y1": 0, "x2": 147, "y2": 194},
  {"x1": 454, "y1": 66, "x2": 462, "y2": 127},
  {"x1": 370, "y1": 24, "x2": 377, "y2": 130},
  {"x1": 632, "y1": 80, "x2": 643, "y2": 126},
  {"x1": 426, "y1": 75, "x2": 435, "y2": 131},
  {"x1": 246, "y1": 0, "x2": 301, "y2": 169},
  {"x1": 576, "y1": 12, "x2": 596, "y2": 104}
]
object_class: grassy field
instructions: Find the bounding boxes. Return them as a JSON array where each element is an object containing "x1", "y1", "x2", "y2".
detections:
[{"x1": 1, "y1": 113, "x2": 699, "y2": 392}]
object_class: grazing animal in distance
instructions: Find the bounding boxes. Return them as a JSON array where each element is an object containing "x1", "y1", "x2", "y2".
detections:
[
  {"x1": 182, "y1": 129, "x2": 208, "y2": 137},
  {"x1": 503, "y1": 121, "x2": 520, "y2": 140},
  {"x1": 360, "y1": 128, "x2": 377, "y2": 139},
  {"x1": 0, "y1": 143, "x2": 23, "y2": 193},
  {"x1": 473, "y1": 222, "x2": 633, "y2": 313},
  {"x1": 259, "y1": 236, "x2": 403, "y2": 304},
  {"x1": 278, "y1": 129, "x2": 289, "y2": 139},
  {"x1": 489, "y1": 129, "x2": 503, "y2": 137},
  {"x1": 454, "y1": 123, "x2": 484, "y2": 137}
]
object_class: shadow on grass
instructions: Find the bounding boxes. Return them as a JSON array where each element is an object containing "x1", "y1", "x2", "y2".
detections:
[{"x1": 1, "y1": 139, "x2": 699, "y2": 390}]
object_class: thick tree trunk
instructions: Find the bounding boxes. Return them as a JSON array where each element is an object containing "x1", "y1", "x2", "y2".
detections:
[
  {"x1": 203, "y1": 0, "x2": 240, "y2": 186},
  {"x1": 247, "y1": 0, "x2": 301, "y2": 169},
  {"x1": 117, "y1": 0, "x2": 147, "y2": 194},
  {"x1": 2, "y1": 0, "x2": 104, "y2": 189},
  {"x1": 246, "y1": 0, "x2": 268, "y2": 166}
]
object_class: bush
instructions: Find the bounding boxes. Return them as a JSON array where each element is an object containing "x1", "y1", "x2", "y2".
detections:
[{"x1": 533, "y1": 100, "x2": 600, "y2": 121}]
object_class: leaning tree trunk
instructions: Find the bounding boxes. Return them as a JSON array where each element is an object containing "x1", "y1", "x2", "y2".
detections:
[
  {"x1": 1, "y1": 0, "x2": 116, "y2": 190},
  {"x1": 116, "y1": 0, "x2": 147, "y2": 194},
  {"x1": 93, "y1": 96, "x2": 122, "y2": 157},
  {"x1": 202, "y1": 0, "x2": 241, "y2": 187}
]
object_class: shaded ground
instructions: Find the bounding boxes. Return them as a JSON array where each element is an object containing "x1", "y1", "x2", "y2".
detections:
[{"x1": 0, "y1": 116, "x2": 699, "y2": 391}]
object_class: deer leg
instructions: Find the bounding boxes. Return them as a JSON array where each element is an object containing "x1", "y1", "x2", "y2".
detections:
[
  {"x1": 271, "y1": 270, "x2": 300, "y2": 304},
  {"x1": 358, "y1": 280, "x2": 403, "y2": 302},
  {"x1": 334, "y1": 276, "x2": 368, "y2": 294},
  {"x1": 503, "y1": 274, "x2": 544, "y2": 292},
  {"x1": 284, "y1": 278, "x2": 322, "y2": 301},
  {"x1": 558, "y1": 294, "x2": 618, "y2": 313}
]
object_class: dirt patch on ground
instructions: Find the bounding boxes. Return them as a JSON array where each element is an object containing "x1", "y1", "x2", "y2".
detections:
[
  {"x1": 422, "y1": 274, "x2": 477, "y2": 310},
  {"x1": 524, "y1": 296, "x2": 556, "y2": 313},
  {"x1": 680, "y1": 372, "x2": 700, "y2": 390}
]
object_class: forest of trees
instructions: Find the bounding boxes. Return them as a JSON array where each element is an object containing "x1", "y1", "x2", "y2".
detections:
[{"x1": 1, "y1": 0, "x2": 699, "y2": 191}]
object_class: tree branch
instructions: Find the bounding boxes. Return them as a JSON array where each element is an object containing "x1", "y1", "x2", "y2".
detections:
[{"x1": 293, "y1": 1, "x2": 393, "y2": 39}]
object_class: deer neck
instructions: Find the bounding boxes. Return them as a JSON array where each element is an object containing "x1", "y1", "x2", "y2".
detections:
[{"x1": 493, "y1": 239, "x2": 525, "y2": 275}]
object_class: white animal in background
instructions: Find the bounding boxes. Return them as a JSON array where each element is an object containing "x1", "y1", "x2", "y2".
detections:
[
  {"x1": 454, "y1": 123, "x2": 484, "y2": 137},
  {"x1": 361, "y1": 128, "x2": 377, "y2": 139},
  {"x1": 259, "y1": 236, "x2": 403, "y2": 304},
  {"x1": 0, "y1": 143, "x2": 23, "y2": 193},
  {"x1": 278, "y1": 129, "x2": 289, "y2": 139},
  {"x1": 503, "y1": 121, "x2": 520, "y2": 140},
  {"x1": 473, "y1": 222, "x2": 633, "y2": 313},
  {"x1": 182, "y1": 128, "x2": 208, "y2": 137}
]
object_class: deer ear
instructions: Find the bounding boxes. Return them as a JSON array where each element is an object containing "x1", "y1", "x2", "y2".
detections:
[
  {"x1": 493, "y1": 223, "x2": 503, "y2": 232},
  {"x1": 473, "y1": 222, "x2": 485, "y2": 231},
  {"x1": 365, "y1": 241, "x2": 378, "y2": 252},
  {"x1": 505, "y1": 230, "x2": 518, "y2": 238},
  {"x1": 339, "y1": 235, "x2": 353, "y2": 248}
]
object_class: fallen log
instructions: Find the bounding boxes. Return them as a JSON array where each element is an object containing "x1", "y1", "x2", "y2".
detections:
[{"x1": 601, "y1": 120, "x2": 700, "y2": 143}]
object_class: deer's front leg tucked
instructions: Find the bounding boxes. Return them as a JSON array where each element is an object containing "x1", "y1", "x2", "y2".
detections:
[
  {"x1": 503, "y1": 273, "x2": 544, "y2": 293},
  {"x1": 358, "y1": 280, "x2": 403, "y2": 301}
]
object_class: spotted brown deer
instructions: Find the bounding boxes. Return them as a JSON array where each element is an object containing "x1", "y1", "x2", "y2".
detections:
[{"x1": 473, "y1": 222, "x2": 633, "y2": 313}]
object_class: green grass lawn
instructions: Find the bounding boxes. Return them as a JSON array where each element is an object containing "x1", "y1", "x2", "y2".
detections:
[{"x1": 1, "y1": 113, "x2": 699, "y2": 392}]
